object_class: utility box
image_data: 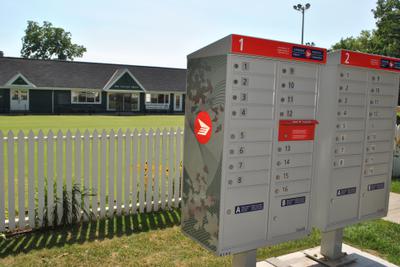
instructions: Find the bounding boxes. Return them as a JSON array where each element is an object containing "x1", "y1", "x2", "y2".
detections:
[
  {"x1": 313, "y1": 50, "x2": 400, "y2": 231},
  {"x1": 182, "y1": 34, "x2": 326, "y2": 255}
]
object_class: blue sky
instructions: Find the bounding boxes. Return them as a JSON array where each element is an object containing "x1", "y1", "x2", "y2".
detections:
[{"x1": 0, "y1": 0, "x2": 377, "y2": 68}]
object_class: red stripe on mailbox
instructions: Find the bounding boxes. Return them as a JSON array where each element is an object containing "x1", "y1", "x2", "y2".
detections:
[
  {"x1": 278, "y1": 120, "x2": 318, "y2": 142},
  {"x1": 231, "y1": 34, "x2": 327, "y2": 64},
  {"x1": 340, "y1": 50, "x2": 400, "y2": 72}
]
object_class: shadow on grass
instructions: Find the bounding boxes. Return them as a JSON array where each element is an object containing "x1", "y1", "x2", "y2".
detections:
[{"x1": 0, "y1": 208, "x2": 181, "y2": 258}]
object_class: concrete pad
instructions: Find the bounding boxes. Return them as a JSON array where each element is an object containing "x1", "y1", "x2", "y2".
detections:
[
  {"x1": 257, "y1": 244, "x2": 397, "y2": 267},
  {"x1": 383, "y1": 192, "x2": 400, "y2": 224}
]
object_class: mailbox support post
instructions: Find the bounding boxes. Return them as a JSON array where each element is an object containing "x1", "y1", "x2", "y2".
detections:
[
  {"x1": 232, "y1": 249, "x2": 257, "y2": 267},
  {"x1": 320, "y1": 229, "x2": 344, "y2": 260}
]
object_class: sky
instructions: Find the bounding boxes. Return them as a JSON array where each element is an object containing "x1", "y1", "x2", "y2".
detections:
[{"x1": 0, "y1": 0, "x2": 378, "y2": 68}]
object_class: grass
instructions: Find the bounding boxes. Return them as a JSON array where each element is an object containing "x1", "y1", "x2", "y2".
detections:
[
  {"x1": 0, "y1": 210, "x2": 398, "y2": 267},
  {"x1": 392, "y1": 178, "x2": 400, "y2": 193},
  {"x1": 0, "y1": 115, "x2": 184, "y2": 134}
]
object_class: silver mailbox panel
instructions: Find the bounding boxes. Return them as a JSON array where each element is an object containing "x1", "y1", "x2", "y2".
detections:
[
  {"x1": 360, "y1": 175, "x2": 388, "y2": 217},
  {"x1": 268, "y1": 193, "x2": 310, "y2": 239},
  {"x1": 223, "y1": 186, "x2": 269, "y2": 247}
]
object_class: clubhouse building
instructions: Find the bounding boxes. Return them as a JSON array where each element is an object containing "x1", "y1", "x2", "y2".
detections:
[{"x1": 0, "y1": 56, "x2": 186, "y2": 114}]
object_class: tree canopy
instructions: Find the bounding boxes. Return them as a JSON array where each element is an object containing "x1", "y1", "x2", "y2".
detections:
[
  {"x1": 21, "y1": 21, "x2": 87, "y2": 61},
  {"x1": 332, "y1": 0, "x2": 400, "y2": 58}
]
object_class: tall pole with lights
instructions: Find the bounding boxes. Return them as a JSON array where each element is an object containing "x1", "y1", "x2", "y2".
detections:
[{"x1": 293, "y1": 3, "x2": 311, "y2": 44}]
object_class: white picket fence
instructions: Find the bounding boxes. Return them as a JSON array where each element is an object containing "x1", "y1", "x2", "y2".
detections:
[{"x1": 0, "y1": 128, "x2": 183, "y2": 232}]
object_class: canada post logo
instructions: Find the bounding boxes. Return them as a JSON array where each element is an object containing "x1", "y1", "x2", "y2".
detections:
[{"x1": 194, "y1": 111, "x2": 212, "y2": 144}]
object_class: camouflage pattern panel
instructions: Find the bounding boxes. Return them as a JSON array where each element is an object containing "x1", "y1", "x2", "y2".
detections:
[{"x1": 182, "y1": 55, "x2": 227, "y2": 253}]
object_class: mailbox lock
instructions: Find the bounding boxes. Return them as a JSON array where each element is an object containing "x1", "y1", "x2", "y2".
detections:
[
  {"x1": 273, "y1": 216, "x2": 277, "y2": 221},
  {"x1": 232, "y1": 111, "x2": 237, "y2": 116},
  {"x1": 234, "y1": 63, "x2": 239, "y2": 69},
  {"x1": 280, "y1": 97, "x2": 285, "y2": 103},
  {"x1": 232, "y1": 95, "x2": 237, "y2": 100},
  {"x1": 282, "y1": 68, "x2": 287, "y2": 74},
  {"x1": 229, "y1": 149, "x2": 234, "y2": 155},
  {"x1": 233, "y1": 79, "x2": 238, "y2": 85},
  {"x1": 276, "y1": 175, "x2": 280, "y2": 180},
  {"x1": 229, "y1": 164, "x2": 234, "y2": 170},
  {"x1": 228, "y1": 179, "x2": 233, "y2": 185},
  {"x1": 227, "y1": 209, "x2": 231, "y2": 215},
  {"x1": 281, "y1": 83, "x2": 286, "y2": 88},
  {"x1": 277, "y1": 147, "x2": 282, "y2": 152},
  {"x1": 230, "y1": 134, "x2": 235, "y2": 139}
]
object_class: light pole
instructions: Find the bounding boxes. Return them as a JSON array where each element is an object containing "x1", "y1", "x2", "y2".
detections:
[{"x1": 293, "y1": 3, "x2": 311, "y2": 45}]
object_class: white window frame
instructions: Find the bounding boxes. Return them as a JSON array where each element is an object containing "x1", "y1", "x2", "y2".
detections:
[
  {"x1": 145, "y1": 93, "x2": 170, "y2": 104},
  {"x1": 71, "y1": 90, "x2": 102, "y2": 104},
  {"x1": 174, "y1": 94, "x2": 183, "y2": 111}
]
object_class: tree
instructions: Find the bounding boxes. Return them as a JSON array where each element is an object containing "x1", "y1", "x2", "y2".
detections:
[
  {"x1": 21, "y1": 21, "x2": 87, "y2": 60},
  {"x1": 332, "y1": 0, "x2": 400, "y2": 58}
]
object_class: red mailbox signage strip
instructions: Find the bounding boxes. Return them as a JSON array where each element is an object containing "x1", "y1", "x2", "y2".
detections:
[
  {"x1": 231, "y1": 34, "x2": 327, "y2": 64},
  {"x1": 278, "y1": 120, "x2": 318, "y2": 142},
  {"x1": 340, "y1": 50, "x2": 400, "y2": 72}
]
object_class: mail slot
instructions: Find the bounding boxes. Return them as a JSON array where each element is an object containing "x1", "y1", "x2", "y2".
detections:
[
  {"x1": 232, "y1": 56, "x2": 276, "y2": 76},
  {"x1": 272, "y1": 166, "x2": 312, "y2": 183},
  {"x1": 233, "y1": 75, "x2": 275, "y2": 90},
  {"x1": 277, "y1": 92, "x2": 316, "y2": 106},
  {"x1": 280, "y1": 62, "x2": 317, "y2": 79},
  {"x1": 228, "y1": 156, "x2": 270, "y2": 172},
  {"x1": 335, "y1": 130, "x2": 364, "y2": 143},
  {"x1": 279, "y1": 78, "x2": 317, "y2": 93},
  {"x1": 367, "y1": 130, "x2": 393, "y2": 142},
  {"x1": 338, "y1": 81, "x2": 366, "y2": 94},
  {"x1": 229, "y1": 128, "x2": 273, "y2": 142},
  {"x1": 231, "y1": 105, "x2": 274, "y2": 120},
  {"x1": 272, "y1": 179, "x2": 311, "y2": 197},
  {"x1": 228, "y1": 142, "x2": 271, "y2": 157},
  {"x1": 338, "y1": 94, "x2": 365, "y2": 106},
  {"x1": 370, "y1": 84, "x2": 396, "y2": 96},
  {"x1": 337, "y1": 106, "x2": 365, "y2": 118},
  {"x1": 338, "y1": 67, "x2": 367, "y2": 81},
  {"x1": 232, "y1": 89, "x2": 274, "y2": 105},
  {"x1": 227, "y1": 170, "x2": 270, "y2": 188},
  {"x1": 335, "y1": 119, "x2": 365, "y2": 131}
]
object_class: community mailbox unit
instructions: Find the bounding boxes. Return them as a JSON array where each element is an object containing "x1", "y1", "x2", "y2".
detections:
[
  {"x1": 182, "y1": 34, "x2": 326, "y2": 255},
  {"x1": 313, "y1": 50, "x2": 400, "y2": 232}
]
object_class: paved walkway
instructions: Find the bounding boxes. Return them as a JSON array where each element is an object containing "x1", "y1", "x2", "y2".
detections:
[{"x1": 383, "y1": 192, "x2": 400, "y2": 224}]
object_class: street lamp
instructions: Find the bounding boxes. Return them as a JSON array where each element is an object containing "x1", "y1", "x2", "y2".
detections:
[{"x1": 293, "y1": 3, "x2": 311, "y2": 45}]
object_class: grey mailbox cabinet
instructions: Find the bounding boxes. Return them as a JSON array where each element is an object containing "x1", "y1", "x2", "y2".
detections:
[
  {"x1": 181, "y1": 34, "x2": 326, "y2": 256},
  {"x1": 313, "y1": 50, "x2": 400, "y2": 232}
]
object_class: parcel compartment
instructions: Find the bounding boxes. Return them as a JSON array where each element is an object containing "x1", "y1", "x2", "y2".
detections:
[{"x1": 359, "y1": 175, "x2": 388, "y2": 217}]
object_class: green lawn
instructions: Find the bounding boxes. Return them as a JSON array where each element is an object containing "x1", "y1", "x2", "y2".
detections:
[
  {"x1": 0, "y1": 115, "x2": 184, "y2": 134},
  {"x1": 0, "y1": 210, "x2": 398, "y2": 267},
  {"x1": 392, "y1": 178, "x2": 400, "y2": 193}
]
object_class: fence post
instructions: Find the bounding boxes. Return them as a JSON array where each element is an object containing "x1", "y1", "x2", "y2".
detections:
[
  {"x1": 0, "y1": 131, "x2": 5, "y2": 232},
  {"x1": 28, "y1": 130, "x2": 35, "y2": 228},
  {"x1": 37, "y1": 131, "x2": 45, "y2": 227},
  {"x1": 92, "y1": 130, "x2": 99, "y2": 218},
  {"x1": 66, "y1": 130, "x2": 72, "y2": 224}
]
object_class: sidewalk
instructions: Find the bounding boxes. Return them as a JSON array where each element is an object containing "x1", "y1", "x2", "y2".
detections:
[{"x1": 383, "y1": 192, "x2": 400, "y2": 224}]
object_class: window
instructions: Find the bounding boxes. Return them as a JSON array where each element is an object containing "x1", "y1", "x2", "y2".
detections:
[
  {"x1": 174, "y1": 94, "x2": 182, "y2": 111},
  {"x1": 71, "y1": 90, "x2": 101, "y2": 104},
  {"x1": 145, "y1": 93, "x2": 169, "y2": 104}
]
